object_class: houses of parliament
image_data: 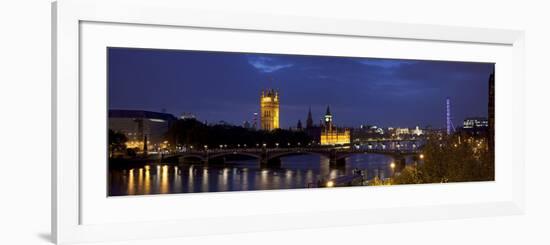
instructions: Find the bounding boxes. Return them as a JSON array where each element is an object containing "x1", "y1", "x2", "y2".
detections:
[{"x1": 259, "y1": 88, "x2": 350, "y2": 145}]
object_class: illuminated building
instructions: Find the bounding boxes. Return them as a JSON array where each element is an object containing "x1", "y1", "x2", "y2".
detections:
[
  {"x1": 320, "y1": 106, "x2": 351, "y2": 145},
  {"x1": 395, "y1": 128, "x2": 410, "y2": 136},
  {"x1": 109, "y1": 109, "x2": 176, "y2": 152},
  {"x1": 412, "y1": 126, "x2": 423, "y2": 136},
  {"x1": 461, "y1": 117, "x2": 489, "y2": 137},
  {"x1": 179, "y1": 112, "x2": 196, "y2": 120},
  {"x1": 351, "y1": 125, "x2": 384, "y2": 144},
  {"x1": 360, "y1": 125, "x2": 384, "y2": 135},
  {"x1": 391, "y1": 126, "x2": 423, "y2": 136},
  {"x1": 463, "y1": 117, "x2": 489, "y2": 129},
  {"x1": 260, "y1": 89, "x2": 280, "y2": 131}
]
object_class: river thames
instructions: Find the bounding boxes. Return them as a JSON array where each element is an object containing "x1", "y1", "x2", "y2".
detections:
[{"x1": 108, "y1": 154, "x2": 401, "y2": 196}]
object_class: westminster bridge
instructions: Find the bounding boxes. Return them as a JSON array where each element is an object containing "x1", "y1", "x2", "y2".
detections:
[{"x1": 160, "y1": 146, "x2": 421, "y2": 168}]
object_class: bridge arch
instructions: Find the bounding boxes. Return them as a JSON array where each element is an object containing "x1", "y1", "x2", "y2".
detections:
[
  {"x1": 178, "y1": 154, "x2": 206, "y2": 162},
  {"x1": 208, "y1": 152, "x2": 261, "y2": 160},
  {"x1": 333, "y1": 151, "x2": 418, "y2": 161},
  {"x1": 266, "y1": 151, "x2": 329, "y2": 161}
]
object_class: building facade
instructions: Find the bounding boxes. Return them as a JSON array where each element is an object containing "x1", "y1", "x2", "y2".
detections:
[
  {"x1": 260, "y1": 89, "x2": 280, "y2": 131},
  {"x1": 395, "y1": 127, "x2": 410, "y2": 136},
  {"x1": 320, "y1": 106, "x2": 350, "y2": 145},
  {"x1": 461, "y1": 117, "x2": 489, "y2": 137},
  {"x1": 463, "y1": 117, "x2": 489, "y2": 129},
  {"x1": 109, "y1": 109, "x2": 176, "y2": 152}
]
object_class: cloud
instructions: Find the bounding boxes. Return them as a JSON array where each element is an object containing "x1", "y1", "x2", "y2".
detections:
[{"x1": 247, "y1": 55, "x2": 294, "y2": 73}]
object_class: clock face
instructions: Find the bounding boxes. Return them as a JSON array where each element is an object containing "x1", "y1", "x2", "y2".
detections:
[{"x1": 325, "y1": 117, "x2": 330, "y2": 122}]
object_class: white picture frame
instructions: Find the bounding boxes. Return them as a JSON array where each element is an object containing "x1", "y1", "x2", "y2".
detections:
[{"x1": 52, "y1": 0, "x2": 525, "y2": 244}]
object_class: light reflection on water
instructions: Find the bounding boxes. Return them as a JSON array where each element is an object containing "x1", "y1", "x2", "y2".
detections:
[{"x1": 109, "y1": 154, "x2": 395, "y2": 196}]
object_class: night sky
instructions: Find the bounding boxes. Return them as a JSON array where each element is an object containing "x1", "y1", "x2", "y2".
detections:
[{"x1": 108, "y1": 47, "x2": 494, "y2": 129}]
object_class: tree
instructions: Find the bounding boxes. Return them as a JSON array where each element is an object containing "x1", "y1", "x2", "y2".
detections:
[
  {"x1": 394, "y1": 166, "x2": 423, "y2": 185},
  {"x1": 165, "y1": 118, "x2": 312, "y2": 148},
  {"x1": 394, "y1": 133, "x2": 493, "y2": 185},
  {"x1": 109, "y1": 129, "x2": 128, "y2": 157},
  {"x1": 367, "y1": 176, "x2": 383, "y2": 186}
]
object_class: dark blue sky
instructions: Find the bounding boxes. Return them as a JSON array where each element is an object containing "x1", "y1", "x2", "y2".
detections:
[{"x1": 108, "y1": 47, "x2": 493, "y2": 129}]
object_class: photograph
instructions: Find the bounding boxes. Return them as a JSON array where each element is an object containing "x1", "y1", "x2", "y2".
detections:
[
  {"x1": 107, "y1": 47, "x2": 495, "y2": 196},
  {"x1": 4, "y1": 0, "x2": 543, "y2": 244}
]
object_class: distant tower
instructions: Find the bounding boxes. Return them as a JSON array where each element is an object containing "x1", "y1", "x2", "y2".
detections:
[
  {"x1": 306, "y1": 107, "x2": 314, "y2": 128},
  {"x1": 324, "y1": 105, "x2": 333, "y2": 130},
  {"x1": 446, "y1": 97, "x2": 455, "y2": 134},
  {"x1": 297, "y1": 120, "x2": 303, "y2": 130},
  {"x1": 260, "y1": 89, "x2": 280, "y2": 131},
  {"x1": 252, "y1": 112, "x2": 258, "y2": 129}
]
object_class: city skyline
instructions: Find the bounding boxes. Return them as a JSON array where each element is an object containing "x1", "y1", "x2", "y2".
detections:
[{"x1": 108, "y1": 47, "x2": 494, "y2": 129}]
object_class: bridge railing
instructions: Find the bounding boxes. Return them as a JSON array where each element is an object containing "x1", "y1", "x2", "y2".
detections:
[{"x1": 164, "y1": 147, "x2": 420, "y2": 157}]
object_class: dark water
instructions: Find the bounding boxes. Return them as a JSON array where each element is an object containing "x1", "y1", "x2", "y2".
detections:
[{"x1": 108, "y1": 154, "x2": 397, "y2": 196}]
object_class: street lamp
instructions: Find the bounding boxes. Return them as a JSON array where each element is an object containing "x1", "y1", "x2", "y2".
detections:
[
  {"x1": 390, "y1": 162, "x2": 396, "y2": 180},
  {"x1": 415, "y1": 154, "x2": 424, "y2": 171},
  {"x1": 275, "y1": 142, "x2": 279, "y2": 148}
]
